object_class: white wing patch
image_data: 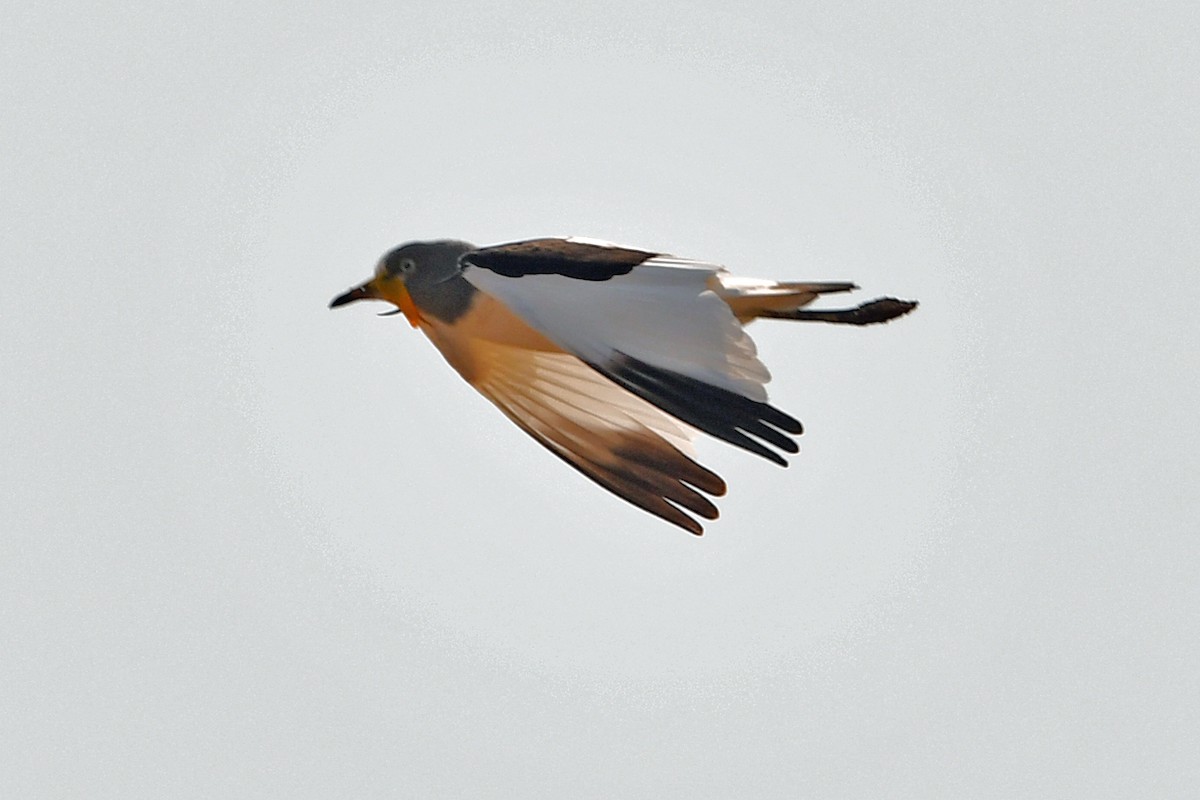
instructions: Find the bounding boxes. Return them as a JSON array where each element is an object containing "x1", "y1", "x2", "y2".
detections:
[{"x1": 463, "y1": 257, "x2": 771, "y2": 402}]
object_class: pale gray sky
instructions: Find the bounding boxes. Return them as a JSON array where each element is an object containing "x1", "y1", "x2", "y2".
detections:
[{"x1": 3, "y1": 1, "x2": 1198, "y2": 797}]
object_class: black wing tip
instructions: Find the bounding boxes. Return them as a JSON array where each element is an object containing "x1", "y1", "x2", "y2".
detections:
[
  {"x1": 770, "y1": 411, "x2": 804, "y2": 435},
  {"x1": 598, "y1": 354, "x2": 804, "y2": 467}
]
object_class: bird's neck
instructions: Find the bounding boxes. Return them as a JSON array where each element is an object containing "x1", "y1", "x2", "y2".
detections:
[{"x1": 407, "y1": 273, "x2": 479, "y2": 325}]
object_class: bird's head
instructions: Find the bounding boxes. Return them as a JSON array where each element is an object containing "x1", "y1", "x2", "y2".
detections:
[{"x1": 329, "y1": 240, "x2": 475, "y2": 327}]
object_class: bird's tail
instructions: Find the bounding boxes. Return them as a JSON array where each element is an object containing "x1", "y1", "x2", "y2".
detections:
[
  {"x1": 715, "y1": 276, "x2": 917, "y2": 325},
  {"x1": 758, "y1": 297, "x2": 918, "y2": 325},
  {"x1": 715, "y1": 278, "x2": 854, "y2": 322}
]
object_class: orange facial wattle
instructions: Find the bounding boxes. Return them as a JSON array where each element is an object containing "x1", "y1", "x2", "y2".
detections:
[{"x1": 396, "y1": 284, "x2": 423, "y2": 328}]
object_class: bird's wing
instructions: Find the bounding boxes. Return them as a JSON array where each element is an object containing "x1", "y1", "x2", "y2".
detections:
[
  {"x1": 464, "y1": 337, "x2": 727, "y2": 535},
  {"x1": 461, "y1": 238, "x2": 803, "y2": 465}
]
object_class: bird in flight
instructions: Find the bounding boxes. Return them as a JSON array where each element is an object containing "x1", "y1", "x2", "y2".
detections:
[{"x1": 330, "y1": 237, "x2": 916, "y2": 534}]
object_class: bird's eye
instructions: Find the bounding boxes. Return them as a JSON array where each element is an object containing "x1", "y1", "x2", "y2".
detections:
[{"x1": 398, "y1": 258, "x2": 416, "y2": 275}]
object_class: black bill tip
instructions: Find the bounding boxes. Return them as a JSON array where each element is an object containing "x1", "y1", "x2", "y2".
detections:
[{"x1": 329, "y1": 284, "x2": 372, "y2": 309}]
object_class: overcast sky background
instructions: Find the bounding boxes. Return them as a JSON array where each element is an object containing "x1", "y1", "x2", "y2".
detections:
[{"x1": 3, "y1": 1, "x2": 1198, "y2": 797}]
